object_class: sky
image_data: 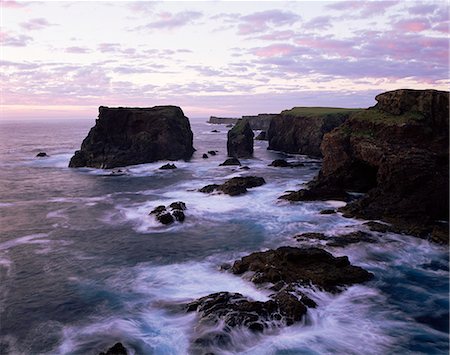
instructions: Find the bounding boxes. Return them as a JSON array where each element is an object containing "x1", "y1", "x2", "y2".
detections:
[{"x1": 1, "y1": 0, "x2": 449, "y2": 119}]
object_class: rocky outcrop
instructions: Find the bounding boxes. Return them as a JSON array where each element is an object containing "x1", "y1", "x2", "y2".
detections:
[
  {"x1": 285, "y1": 89, "x2": 449, "y2": 242},
  {"x1": 159, "y1": 163, "x2": 177, "y2": 170},
  {"x1": 227, "y1": 119, "x2": 254, "y2": 158},
  {"x1": 220, "y1": 157, "x2": 241, "y2": 166},
  {"x1": 199, "y1": 176, "x2": 265, "y2": 196},
  {"x1": 69, "y1": 106, "x2": 194, "y2": 169},
  {"x1": 209, "y1": 114, "x2": 279, "y2": 131},
  {"x1": 269, "y1": 159, "x2": 304, "y2": 168},
  {"x1": 150, "y1": 202, "x2": 186, "y2": 224},
  {"x1": 232, "y1": 246, "x2": 373, "y2": 292},
  {"x1": 98, "y1": 343, "x2": 127, "y2": 355},
  {"x1": 267, "y1": 107, "x2": 357, "y2": 157},
  {"x1": 36, "y1": 152, "x2": 48, "y2": 157},
  {"x1": 255, "y1": 131, "x2": 266, "y2": 140},
  {"x1": 294, "y1": 231, "x2": 376, "y2": 247}
]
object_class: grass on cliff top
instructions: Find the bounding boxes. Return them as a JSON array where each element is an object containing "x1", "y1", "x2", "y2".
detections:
[
  {"x1": 282, "y1": 107, "x2": 363, "y2": 117},
  {"x1": 350, "y1": 109, "x2": 425, "y2": 125}
]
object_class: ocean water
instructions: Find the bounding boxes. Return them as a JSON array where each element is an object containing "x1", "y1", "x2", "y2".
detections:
[{"x1": 0, "y1": 117, "x2": 448, "y2": 355}]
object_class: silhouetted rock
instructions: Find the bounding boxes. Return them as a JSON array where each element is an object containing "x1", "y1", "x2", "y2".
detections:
[
  {"x1": 294, "y1": 231, "x2": 376, "y2": 247},
  {"x1": 199, "y1": 176, "x2": 266, "y2": 196},
  {"x1": 207, "y1": 150, "x2": 217, "y2": 156},
  {"x1": 36, "y1": 152, "x2": 48, "y2": 157},
  {"x1": 69, "y1": 106, "x2": 194, "y2": 169},
  {"x1": 232, "y1": 246, "x2": 373, "y2": 292},
  {"x1": 227, "y1": 119, "x2": 254, "y2": 158},
  {"x1": 211, "y1": 129, "x2": 220, "y2": 133},
  {"x1": 150, "y1": 202, "x2": 187, "y2": 224},
  {"x1": 319, "y1": 209, "x2": 336, "y2": 214},
  {"x1": 219, "y1": 157, "x2": 241, "y2": 166},
  {"x1": 169, "y1": 201, "x2": 186, "y2": 210},
  {"x1": 202, "y1": 154, "x2": 209, "y2": 159},
  {"x1": 159, "y1": 163, "x2": 177, "y2": 170},
  {"x1": 99, "y1": 342, "x2": 127, "y2": 355},
  {"x1": 255, "y1": 131, "x2": 266, "y2": 140}
]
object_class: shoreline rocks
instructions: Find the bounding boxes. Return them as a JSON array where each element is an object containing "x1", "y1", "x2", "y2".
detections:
[
  {"x1": 227, "y1": 119, "x2": 254, "y2": 158},
  {"x1": 199, "y1": 176, "x2": 266, "y2": 196},
  {"x1": 219, "y1": 157, "x2": 241, "y2": 166},
  {"x1": 36, "y1": 152, "x2": 48, "y2": 157},
  {"x1": 98, "y1": 343, "x2": 127, "y2": 355},
  {"x1": 150, "y1": 201, "x2": 187, "y2": 224},
  {"x1": 69, "y1": 106, "x2": 194, "y2": 169}
]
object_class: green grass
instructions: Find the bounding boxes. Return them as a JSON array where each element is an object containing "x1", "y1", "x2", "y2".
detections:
[
  {"x1": 282, "y1": 107, "x2": 363, "y2": 117},
  {"x1": 350, "y1": 109, "x2": 425, "y2": 125}
]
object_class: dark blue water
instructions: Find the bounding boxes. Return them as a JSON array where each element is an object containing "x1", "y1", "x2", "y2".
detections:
[{"x1": 0, "y1": 118, "x2": 448, "y2": 354}]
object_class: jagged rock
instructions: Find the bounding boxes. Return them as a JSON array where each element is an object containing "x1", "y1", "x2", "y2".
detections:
[
  {"x1": 150, "y1": 205, "x2": 166, "y2": 214},
  {"x1": 36, "y1": 152, "x2": 48, "y2": 157},
  {"x1": 290, "y1": 89, "x2": 449, "y2": 242},
  {"x1": 231, "y1": 246, "x2": 373, "y2": 292},
  {"x1": 255, "y1": 131, "x2": 266, "y2": 140},
  {"x1": 319, "y1": 209, "x2": 336, "y2": 214},
  {"x1": 227, "y1": 119, "x2": 254, "y2": 158},
  {"x1": 267, "y1": 107, "x2": 355, "y2": 157},
  {"x1": 159, "y1": 163, "x2": 177, "y2": 170},
  {"x1": 294, "y1": 231, "x2": 376, "y2": 247},
  {"x1": 172, "y1": 210, "x2": 185, "y2": 222},
  {"x1": 269, "y1": 159, "x2": 291, "y2": 167},
  {"x1": 199, "y1": 176, "x2": 266, "y2": 196},
  {"x1": 98, "y1": 342, "x2": 127, "y2": 355},
  {"x1": 69, "y1": 106, "x2": 194, "y2": 169},
  {"x1": 157, "y1": 212, "x2": 174, "y2": 225},
  {"x1": 280, "y1": 187, "x2": 348, "y2": 202},
  {"x1": 169, "y1": 201, "x2": 186, "y2": 210},
  {"x1": 150, "y1": 202, "x2": 187, "y2": 224},
  {"x1": 219, "y1": 157, "x2": 241, "y2": 166},
  {"x1": 202, "y1": 154, "x2": 209, "y2": 159},
  {"x1": 207, "y1": 150, "x2": 217, "y2": 156},
  {"x1": 211, "y1": 130, "x2": 220, "y2": 133}
]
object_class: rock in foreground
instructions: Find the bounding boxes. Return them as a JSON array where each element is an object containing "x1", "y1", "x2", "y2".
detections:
[
  {"x1": 150, "y1": 201, "x2": 186, "y2": 224},
  {"x1": 199, "y1": 176, "x2": 266, "y2": 196},
  {"x1": 69, "y1": 106, "x2": 194, "y2": 169},
  {"x1": 98, "y1": 342, "x2": 127, "y2": 355},
  {"x1": 227, "y1": 119, "x2": 254, "y2": 158},
  {"x1": 232, "y1": 246, "x2": 373, "y2": 292}
]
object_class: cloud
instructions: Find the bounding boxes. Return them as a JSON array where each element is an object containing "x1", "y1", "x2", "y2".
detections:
[
  {"x1": 393, "y1": 18, "x2": 431, "y2": 33},
  {"x1": 127, "y1": 1, "x2": 156, "y2": 14},
  {"x1": 258, "y1": 30, "x2": 295, "y2": 41},
  {"x1": 1, "y1": 0, "x2": 27, "y2": 9},
  {"x1": 327, "y1": 1, "x2": 399, "y2": 17},
  {"x1": 252, "y1": 44, "x2": 299, "y2": 58},
  {"x1": 143, "y1": 11, "x2": 203, "y2": 30},
  {"x1": 238, "y1": 10, "x2": 300, "y2": 35},
  {"x1": 304, "y1": 16, "x2": 333, "y2": 31},
  {"x1": 20, "y1": 18, "x2": 54, "y2": 31},
  {"x1": 65, "y1": 46, "x2": 90, "y2": 54},
  {"x1": 0, "y1": 31, "x2": 32, "y2": 47}
]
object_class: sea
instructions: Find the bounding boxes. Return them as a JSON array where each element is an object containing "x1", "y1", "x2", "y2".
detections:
[{"x1": 0, "y1": 117, "x2": 448, "y2": 355}]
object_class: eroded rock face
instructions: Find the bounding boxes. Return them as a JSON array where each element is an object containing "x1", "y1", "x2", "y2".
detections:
[
  {"x1": 286, "y1": 89, "x2": 449, "y2": 241},
  {"x1": 227, "y1": 119, "x2": 254, "y2": 158},
  {"x1": 199, "y1": 176, "x2": 266, "y2": 196},
  {"x1": 69, "y1": 106, "x2": 194, "y2": 169},
  {"x1": 267, "y1": 108, "x2": 353, "y2": 157},
  {"x1": 231, "y1": 247, "x2": 373, "y2": 292}
]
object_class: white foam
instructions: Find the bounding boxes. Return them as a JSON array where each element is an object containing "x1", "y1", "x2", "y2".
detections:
[{"x1": 0, "y1": 233, "x2": 51, "y2": 251}]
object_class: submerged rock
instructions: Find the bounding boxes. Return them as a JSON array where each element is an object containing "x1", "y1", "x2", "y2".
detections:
[
  {"x1": 219, "y1": 157, "x2": 241, "y2": 166},
  {"x1": 199, "y1": 176, "x2": 266, "y2": 196},
  {"x1": 231, "y1": 246, "x2": 373, "y2": 292},
  {"x1": 268, "y1": 159, "x2": 304, "y2": 168},
  {"x1": 98, "y1": 342, "x2": 127, "y2": 355},
  {"x1": 207, "y1": 150, "x2": 217, "y2": 156},
  {"x1": 227, "y1": 119, "x2": 254, "y2": 158},
  {"x1": 36, "y1": 152, "x2": 48, "y2": 157},
  {"x1": 159, "y1": 163, "x2": 177, "y2": 170},
  {"x1": 69, "y1": 106, "x2": 194, "y2": 169}
]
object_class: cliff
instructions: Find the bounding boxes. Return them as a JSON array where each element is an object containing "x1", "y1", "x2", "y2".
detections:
[
  {"x1": 209, "y1": 114, "x2": 279, "y2": 131},
  {"x1": 267, "y1": 107, "x2": 359, "y2": 157},
  {"x1": 69, "y1": 106, "x2": 194, "y2": 169},
  {"x1": 282, "y1": 89, "x2": 449, "y2": 242}
]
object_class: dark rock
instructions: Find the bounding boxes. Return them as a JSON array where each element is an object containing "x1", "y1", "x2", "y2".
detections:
[
  {"x1": 255, "y1": 131, "x2": 266, "y2": 140},
  {"x1": 169, "y1": 201, "x2": 186, "y2": 210},
  {"x1": 69, "y1": 106, "x2": 194, "y2": 169},
  {"x1": 294, "y1": 89, "x2": 449, "y2": 243},
  {"x1": 200, "y1": 177, "x2": 266, "y2": 196},
  {"x1": 280, "y1": 187, "x2": 348, "y2": 202},
  {"x1": 207, "y1": 150, "x2": 217, "y2": 156},
  {"x1": 211, "y1": 129, "x2": 220, "y2": 133},
  {"x1": 294, "y1": 231, "x2": 376, "y2": 247},
  {"x1": 150, "y1": 205, "x2": 166, "y2": 214},
  {"x1": 36, "y1": 152, "x2": 48, "y2": 157},
  {"x1": 231, "y1": 246, "x2": 373, "y2": 292},
  {"x1": 157, "y1": 212, "x2": 174, "y2": 225},
  {"x1": 269, "y1": 159, "x2": 291, "y2": 167},
  {"x1": 319, "y1": 209, "x2": 336, "y2": 214},
  {"x1": 226, "y1": 124, "x2": 233, "y2": 128},
  {"x1": 267, "y1": 108, "x2": 354, "y2": 157},
  {"x1": 219, "y1": 157, "x2": 241, "y2": 166},
  {"x1": 202, "y1": 153, "x2": 209, "y2": 159},
  {"x1": 98, "y1": 342, "x2": 127, "y2": 355},
  {"x1": 172, "y1": 210, "x2": 185, "y2": 222},
  {"x1": 364, "y1": 221, "x2": 394, "y2": 233},
  {"x1": 199, "y1": 184, "x2": 221, "y2": 193},
  {"x1": 186, "y1": 291, "x2": 307, "y2": 331},
  {"x1": 240, "y1": 166, "x2": 250, "y2": 170},
  {"x1": 227, "y1": 119, "x2": 254, "y2": 158},
  {"x1": 159, "y1": 163, "x2": 177, "y2": 170}
]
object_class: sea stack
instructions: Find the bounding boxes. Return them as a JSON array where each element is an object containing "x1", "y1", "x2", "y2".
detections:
[
  {"x1": 69, "y1": 106, "x2": 194, "y2": 169},
  {"x1": 226, "y1": 119, "x2": 254, "y2": 158}
]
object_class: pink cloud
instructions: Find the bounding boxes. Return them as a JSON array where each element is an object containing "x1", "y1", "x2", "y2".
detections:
[
  {"x1": 20, "y1": 18, "x2": 54, "y2": 31},
  {"x1": 0, "y1": 30, "x2": 32, "y2": 46},
  {"x1": 238, "y1": 10, "x2": 299, "y2": 35},
  {"x1": 1, "y1": 0, "x2": 27, "y2": 8},
  {"x1": 394, "y1": 19, "x2": 431, "y2": 33},
  {"x1": 252, "y1": 44, "x2": 297, "y2": 58},
  {"x1": 296, "y1": 37, "x2": 355, "y2": 57},
  {"x1": 258, "y1": 30, "x2": 295, "y2": 41}
]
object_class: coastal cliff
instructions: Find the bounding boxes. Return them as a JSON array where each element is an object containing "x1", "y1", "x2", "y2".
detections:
[
  {"x1": 267, "y1": 107, "x2": 359, "y2": 157},
  {"x1": 69, "y1": 106, "x2": 194, "y2": 169},
  {"x1": 209, "y1": 114, "x2": 279, "y2": 131},
  {"x1": 227, "y1": 119, "x2": 254, "y2": 158},
  {"x1": 282, "y1": 89, "x2": 449, "y2": 242}
]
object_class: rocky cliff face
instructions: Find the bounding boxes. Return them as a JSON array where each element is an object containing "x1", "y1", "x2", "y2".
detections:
[
  {"x1": 227, "y1": 119, "x2": 254, "y2": 158},
  {"x1": 209, "y1": 114, "x2": 279, "y2": 131},
  {"x1": 283, "y1": 89, "x2": 449, "y2": 242},
  {"x1": 267, "y1": 108, "x2": 357, "y2": 157},
  {"x1": 69, "y1": 106, "x2": 194, "y2": 169}
]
